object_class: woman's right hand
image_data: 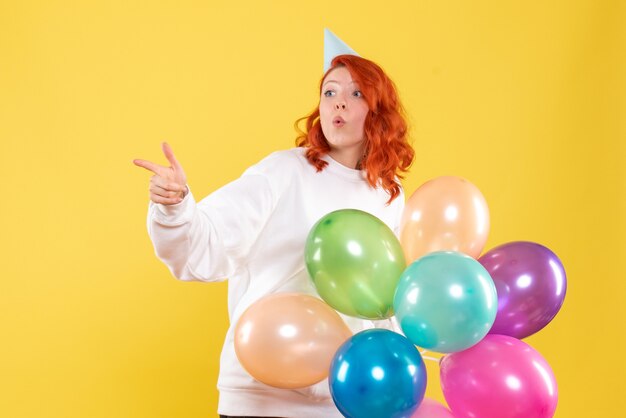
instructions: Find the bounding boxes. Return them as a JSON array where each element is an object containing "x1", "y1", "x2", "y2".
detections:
[{"x1": 133, "y1": 142, "x2": 189, "y2": 205}]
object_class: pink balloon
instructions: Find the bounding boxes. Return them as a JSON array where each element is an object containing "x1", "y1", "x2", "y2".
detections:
[
  {"x1": 411, "y1": 398, "x2": 456, "y2": 418},
  {"x1": 440, "y1": 335, "x2": 558, "y2": 418}
]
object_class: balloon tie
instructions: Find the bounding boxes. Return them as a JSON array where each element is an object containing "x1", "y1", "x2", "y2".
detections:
[{"x1": 420, "y1": 349, "x2": 442, "y2": 363}]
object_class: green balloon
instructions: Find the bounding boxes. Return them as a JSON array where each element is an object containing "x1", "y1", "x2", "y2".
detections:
[{"x1": 305, "y1": 209, "x2": 406, "y2": 319}]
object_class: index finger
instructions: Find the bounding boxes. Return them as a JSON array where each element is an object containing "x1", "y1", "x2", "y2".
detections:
[
  {"x1": 133, "y1": 158, "x2": 166, "y2": 176},
  {"x1": 162, "y1": 142, "x2": 182, "y2": 170}
]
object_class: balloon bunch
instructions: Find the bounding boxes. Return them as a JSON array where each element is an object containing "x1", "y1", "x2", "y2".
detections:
[
  {"x1": 398, "y1": 176, "x2": 565, "y2": 418},
  {"x1": 233, "y1": 175, "x2": 566, "y2": 418}
]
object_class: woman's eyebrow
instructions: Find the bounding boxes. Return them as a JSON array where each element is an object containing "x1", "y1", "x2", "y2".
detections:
[{"x1": 322, "y1": 79, "x2": 357, "y2": 88}]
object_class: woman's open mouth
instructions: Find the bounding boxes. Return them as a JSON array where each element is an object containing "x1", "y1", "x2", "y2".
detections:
[{"x1": 333, "y1": 116, "x2": 346, "y2": 127}]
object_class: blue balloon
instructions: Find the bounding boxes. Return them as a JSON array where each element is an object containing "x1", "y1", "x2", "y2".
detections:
[
  {"x1": 393, "y1": 251, "x2": 498, "y2": 353},
  {"x1": 329, "y1": 329, "x2": 426, "y2": 418}
]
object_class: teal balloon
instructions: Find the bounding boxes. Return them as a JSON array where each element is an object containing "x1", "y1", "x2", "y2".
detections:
[
  {"x1": 393, "y1": 251, "x2": 497, "y2": 353},
  {"x1": 305, "y1": 209, "x2": 406, "y2": 319}
]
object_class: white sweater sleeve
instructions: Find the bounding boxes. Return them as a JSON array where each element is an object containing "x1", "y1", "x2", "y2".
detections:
[{"x1": 147, "y1": 169, "x2": 277, "y2": 282}]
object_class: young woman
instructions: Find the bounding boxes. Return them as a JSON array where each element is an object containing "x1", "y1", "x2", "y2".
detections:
[{"x1": 134, "y1": 54, "x2": 414, "y2": 418}]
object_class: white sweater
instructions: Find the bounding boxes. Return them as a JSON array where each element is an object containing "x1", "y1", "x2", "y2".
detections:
[{"x1": 147, "y1": 147, "x2": 404, "y2": 417}]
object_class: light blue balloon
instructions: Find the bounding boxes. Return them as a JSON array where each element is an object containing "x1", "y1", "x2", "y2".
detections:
[
  {"x1": 393, "y1": 251, "x2": 497, "y2": 353},
  {"x1": 329, "y1": 329, "x2": 427, "y2": 418}
]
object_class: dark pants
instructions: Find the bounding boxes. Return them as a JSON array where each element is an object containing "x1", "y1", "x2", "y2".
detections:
[{"x1": 220, "y1": 416, "x2": 284, "y2": 418}]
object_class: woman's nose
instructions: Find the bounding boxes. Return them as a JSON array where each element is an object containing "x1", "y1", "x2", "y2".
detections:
[{"x1": 335, "y1": 101, "x2": 346, "y2": 110}]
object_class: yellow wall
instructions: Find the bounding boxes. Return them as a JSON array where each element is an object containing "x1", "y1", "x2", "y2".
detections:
[{"x1": 1, "y1": 1, "x2": 624, "y2": 417}]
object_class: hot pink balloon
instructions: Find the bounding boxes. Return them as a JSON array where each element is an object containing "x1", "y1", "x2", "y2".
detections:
[
  {"x1": 440, "y1": 335, "x2": 558, "y2": 418},
  {"x1": 411, "y1": 398, "x2": 456, "y2": 418}
]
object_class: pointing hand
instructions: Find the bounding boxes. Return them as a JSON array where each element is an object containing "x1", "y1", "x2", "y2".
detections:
[{"x1": 134, "y1": 142, "x2": 188, "y2": 205}]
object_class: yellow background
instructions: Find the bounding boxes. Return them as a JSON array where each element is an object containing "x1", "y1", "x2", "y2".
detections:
[{"x1": 1, "y1": 1, "x2": 624, "y2": 417}]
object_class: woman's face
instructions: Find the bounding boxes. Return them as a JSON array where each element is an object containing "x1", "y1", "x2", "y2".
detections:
[{"x1": 319, "y1": 66, "x2": 369, "y2": 164}]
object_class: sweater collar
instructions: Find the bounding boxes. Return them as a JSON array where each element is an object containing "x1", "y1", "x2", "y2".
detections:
[{"x1": 321, "y1": 153, "x2": 367, "y2": 182}]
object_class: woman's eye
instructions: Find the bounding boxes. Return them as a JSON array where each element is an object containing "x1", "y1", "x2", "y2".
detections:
[
  {"x1": 323, "y1": 90, "x2": 335, "y2": 97},
  {"x1": 353, "y1": 90, "x2": 363, "y2": 98}
]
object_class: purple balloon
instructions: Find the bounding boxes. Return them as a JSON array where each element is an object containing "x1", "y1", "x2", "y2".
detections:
[
  {"x1": 440, "y1": 335, "x2": 558, "y2": 418},
  {"x1": 478, "y1": 241, "x2": 566, "y2": 339}
]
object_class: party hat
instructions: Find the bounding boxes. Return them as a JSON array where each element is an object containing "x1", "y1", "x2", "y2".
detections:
[{"x1": 324, "y1": 28, "x2": 359, "y2": 72}]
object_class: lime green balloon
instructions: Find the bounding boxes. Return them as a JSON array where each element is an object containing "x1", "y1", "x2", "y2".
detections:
[{"x1": 305, "y1": 209, "x2": 406, "y2": 319}]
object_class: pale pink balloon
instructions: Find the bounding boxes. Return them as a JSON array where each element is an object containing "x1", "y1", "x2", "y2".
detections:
[
  {"x1": 234, "y1": 293, "x2": 352, "y2": 389},
  {"x1": 440, "y1": 335, "x2": 558, "y2": 418},
  {"x1": 400, "y1": 176, "x2": 490, "y2": 263},
  {"x1": 411, "y1": 398, "x2": 456, "y2": 418}
]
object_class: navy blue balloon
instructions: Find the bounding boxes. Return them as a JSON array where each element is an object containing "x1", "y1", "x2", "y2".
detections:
[{"x1": 329, "y1": 329, "x2": 427, "y2": 418}]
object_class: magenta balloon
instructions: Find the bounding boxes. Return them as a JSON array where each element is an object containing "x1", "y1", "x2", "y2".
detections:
[
  {"x1": 411, "y1": 398, "x2": 456, "y2": 418},
  {"x1": 440, "y1": 335, "x2": 558, "y2": 418},
  {"x1": 478, "y1": 241, "x2": 566, "y2": 339}
]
